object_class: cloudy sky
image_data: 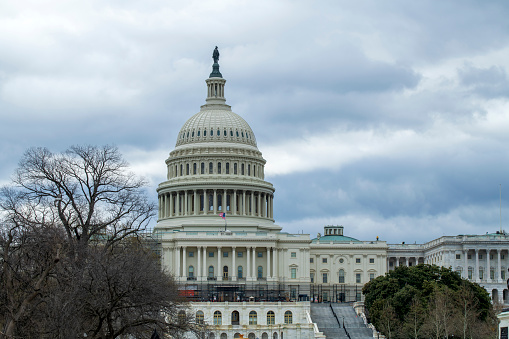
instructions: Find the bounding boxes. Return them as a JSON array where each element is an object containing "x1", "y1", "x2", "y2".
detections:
[{"x1": 1, "y1": 0, "x2": 509, "y2": 243}]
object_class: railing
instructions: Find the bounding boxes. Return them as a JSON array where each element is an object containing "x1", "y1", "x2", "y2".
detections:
[{"x1": 329, "y1": 303, "x2": 351, "y2": 339}]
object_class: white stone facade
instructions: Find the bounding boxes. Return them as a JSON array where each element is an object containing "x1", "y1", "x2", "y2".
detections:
[{"x1": 155, "y1": 56, "x2": 509, "y2": 338}]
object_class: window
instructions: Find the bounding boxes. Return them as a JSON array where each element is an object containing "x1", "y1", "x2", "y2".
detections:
[
  {"x1": 490, "y1": 255, "x2": 494, "y2": 260},
  {"x1": 258, "y1": 252, "x2": 263, "y2": 258},
  {"x1": 218, "y1": 162, "x2": 222, "y2": 174},
  {"x1": 186, "y1": 163, "x2": 189, "y2": 175},
  {"x1": 248, "y1": 164, "x2": 251, "y2": 176},
  {"x1": 238, "y1": 266, "x2": 243, "y2": 279},
  {"x1": 322, "y1": 258, "x2": 327, "y2": 264},
  {"x1": 231, "y1": 311, "x2": 239, "y2": 325},
  {"x1": 468, "y1": 254, "x2": 472, "y2": 259},
  {"x1": 479, "y1": 254, "x2": 483, "y2": 260},
  {"x1": 241, "y1": 164, "x2": 245, "y2": 175},
  {"x1": 237, "y1": 251, "x2": 243, "y2": 257},
  {"x1": 338, "y1": 269, "x2": 345, "y2": 283},
  {"x1": 323, "y1": 292, "x2": 328, "y2": 302},
  {"x1": 291, "y1": 252, "x2": 296, "y2": 258},
  {"x1": 310, "y1": 273, "x2": 314, "y2": 283},
  {"x1": 369, "y1": 258, "x2": 374, "y2": 264},
  {"x1": 188, "y1": 266, "x2": 194, "y2": 278},
  {"x1": 180, "y1": 164, "x2": 183, "y2": 176},
  {"x1": 503, "y1": 255, "x2": 506, "y2": 259},
  {"x1": 223, "y1": 252, "x2": 228, "y2": 257},
  {"x1": 284, "y1": 311, "x2": 293, "y2": 324},
  {"x1": 196, "y1": 311, "x2": 204, "y2": 325},
  {"x1": 214, "y1": 311, "x2": 222, "y2": 325},
  {"x1": 258, "y1": 266, "x2": 263, "y2": 279},
  {"x1": 197, "y1": 130, "x2": 201, "y2": 137},
  {"x1": 502, "y1": 269, "x2": 506, "y2": 280},
  {"x1": 209, "y1": 162, "x2": 213, "y2": 174},
  {"x1": 224, "y1": 129, "x2": 227, "y2": 136},
  {"x1": 356, "y1": 258, "x2": 361, "y2": 264},
  {"x1": 291, "y1": 268, "x2": 297, "y2": 279},
  {"x1": 370, "y1": 273, "x2": 375, "y2": 281},
  {"x1": 267, "y1": 311, "x2": 275, "y2": 325},
  {"x1": 223, "y1": 266, "x2": 228, "y2": 279},
  {"x1": 234, "y1": 163, "x2": 237, "y2": 174},
  {"x1": 490, "y1": 268, "x2": 495, "y2": 279},
  {"x1": 188, "y1": 252, "x2": 194, "y2": 257},
  {"x1": 468, "y1": 268, "x2": 473, "y2": 279},
  {"x1": 479, "y1": 268, "x2": 484, "y2": 279},
  {"x1": 456, "y1": 254, "x2": 461, "y2": 259},
  {"x1": 209, "y1": 266, "x2": 214, "y2": 278},
  {"x1": 204, "y1": 130, "x2": 207, "y2": 136},
  {"x1": 249, "y1": 311, "x2": 257, "y2": 325},
  {"x1": 201, "y1": 162, "x2": 205, "y2": 174},
  {"x1": 339, "y1": 258, "x2": 344, "y2": 263},
  {"x1": 356, "y1": 273, "x2": 361, "y2": 283},
  {"x1": 209, "y1": 252, "x2": 214, "y2": 257},
  {"x1": 310, "y1": 258, "x2": 314, "y2": 263},
  {"x1": 178, "y1": 310, "x2": 186, "y2": 324},
  {"x1": 356, "y1": 292, "x2": 362, "y2": 302},
  {"x1": 193, "y1": 163, "x2": 197, "y2": 175},
  {"x1": 226, "y1": 162, "x2": 230, "y2": 174},
  {"x1": 322, "y1": 272, "x2": 328, "y2": 283}
]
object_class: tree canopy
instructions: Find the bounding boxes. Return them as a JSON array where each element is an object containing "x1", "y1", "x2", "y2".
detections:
[{"x1": 362, "y1": 264, "x2": 497, "y2": 339}]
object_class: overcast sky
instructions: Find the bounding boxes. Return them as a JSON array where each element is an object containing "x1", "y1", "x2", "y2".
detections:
[{"x1": 1, "y1": 0, "x2": 509, "y2": 243}]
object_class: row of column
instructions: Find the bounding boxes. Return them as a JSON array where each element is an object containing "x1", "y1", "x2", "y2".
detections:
[
  {"x1": 461, "y1": 248, "x2": 505, "y2": 282},
  {"x1": 388, "y1": 256, "x2": 424, "y2": 268},
  {"x1": 158, "y1": 189, "x2": 274, "y2": 219},
  {"x1": 174, "y1": 246, "x2": 279, "y2": 281}
]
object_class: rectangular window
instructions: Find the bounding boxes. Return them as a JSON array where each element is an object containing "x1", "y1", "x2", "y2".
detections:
[
  {"x1": 223, "y1": 252, "x2": 228, "y2": 257},
  {"x1": 490, "y1": 269, "x2": 495, "y2": 279},
  {"x1": 479, "y1": 254, "x2": 483, "y2": 260},
  {"x1": 479, "y1": 269, "x2": 484, "y2": 279},
  {"x1": 291, "y1": 252, "x2": 296, "y2": 258},
  {"x1": 370, "y1": 273, "x2": 375, "y2": 281},
  {"x1": 356, "y1": 273, "x2": 361, "y2": 284},
  {"x1": 356, "y1": 292, "x2": 362, "y2": 302},
  {"x1": 209, "y1": 252, "x2": 214, "y2": 257},
  {"x1": 468, "y1": 269, "x2": 472, "y2": 279},
  {"x1": 389, "y1": 262, "x2": 393, "y2": 267},
  {"x1": 188, "y1": 252, "x2": 194, "y2": 257},
  {"x1": 322, "y1": 273, "x2": 328, "y2": 283},
  {"x1": 258, "y1": 252, "x2": 263, "y2": 258},
  {"x1": 291, "y1": 268, "x2": 297, "y2": 279},
  {"x1": 322, "y1": 258, "x2": 327, "y2": 264},
  {"x1": 456, "y1": 254, "x2": 461, "y2": 259},
  {"x1": 356, "y1": 258, "x2": 361, "y2": 264},
  {"x1": 237, "y1": 252, "x2": 243, "y2": 257},
  {"x1": 468, "y1": 254, "x2": 472, "y2": 260},
  {"x1": 503, "y1": 254, "x2": 506, "y2": 260},
  {"x1": 310, "y1": 273, "x2": 315, "y2": 283},
  {"x1": 369, "y1": 258, "x2": 374, "y2": 264},
  {"x1": 502, "y1": 270, "x2": 506, "y2": 280},
  {"x1": 490, "y1": 255, "x2": 494, "y2": 260},
  {"x1": 310, "y1": 258, "x2": 314, "y2": 263}
]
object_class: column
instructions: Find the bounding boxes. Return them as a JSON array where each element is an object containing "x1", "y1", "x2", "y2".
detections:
[
  {"x1": 487, "y1": 249, "x2": 491, "y2": 282},
  {"x1": 273, "y1": 246, "x2": 277, "y2": 279},
  {"x1": 184, "y1": 191, "x2": 188, "y2": 216},
  {"x1": 182, "y1": 246, "x2": 187, "y2": 279},
  {"x1": 176, "y1": 246, "x2": 181, "y2": 278},
  {"x1": 242, "y1": 190, "x2": 246, "y2": 216},
  {"x1": 395, "y1": 257, "x2": 400, "y2": 267},
  {"x1": 247, "y1": 246, "x2": 251, "y2": 279},
  {"x1": 176, "y1": 192, "x2": 180, "y2": 216},
  {"x1": 257, "y1": 193, "x2": 261, "y2": 217},
  {"x1": 267, "y1": 247, "x2": 271, "y2": 278},
  {"x1": 202, "y1": 247, "x2": 207, "y2": 278},
  {"x1": 163, "y1": 194, "x2": 167, "y2": 218},
  {"x1": 252, "y1": 247, "x2": 256, "y2": 278},
  {"x1": 405, "y1": 257, "x2": 409, "y2": 266},
  {"x1": 157, "y1": 196, "x2": 161, "y2": 218},
  {"x1": 217, "y1": 247, "x2": 222, "y2": 280},
  {"x1": 250, "y1": 192, "x2": 254, "y2": 216},
  {"x1": 270, "y1": 195, "x2": 273, "y2": 219},
  {"x1": 498, "y1": 249, "x2": 502, "y2": 282},
  {"x1": 233, "y1": 189, "x2": 237, "y2": 215},
  {"x1": 232, "y1": 247, "x2": 237, "y2": 280},
  {"x1": 169, "y1": 193, "x2": 174, "y2": 216},
  {"x1": 194, "y1": 190, "x2": 198, "y2": 215},
  {"x1": 464, "y1": 249, "x2": 468, "y2": 279},
  {"x1": 213, "y1": 189, "x2": 217, "y2": 214},
  {"x1": 197, "y1": 246, "x2": 202, "y2": 280},
  {"x1": 222, "y1": 190, "x2": 226, "y2": 213},
  {"x1": 475, "y1": 249, "x2": 479, "y2": 281}
]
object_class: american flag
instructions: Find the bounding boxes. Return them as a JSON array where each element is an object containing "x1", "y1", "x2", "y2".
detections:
[{"x1": 219, "y1": 212, "x2": 226, "y2": 220}]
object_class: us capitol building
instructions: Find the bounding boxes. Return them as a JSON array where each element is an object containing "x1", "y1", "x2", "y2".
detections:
[{"x1": 154, "y1": 50, "x2": 509, "y2": 339}]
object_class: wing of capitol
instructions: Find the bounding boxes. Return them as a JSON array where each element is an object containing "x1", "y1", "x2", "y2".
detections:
[{"x1": 154, "y1": 49, "x2": 509, "y2": 339}]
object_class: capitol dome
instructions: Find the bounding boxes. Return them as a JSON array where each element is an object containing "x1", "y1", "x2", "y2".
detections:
[{"x1": 176, "y1": 109, "x2": 257, "y2": 148}]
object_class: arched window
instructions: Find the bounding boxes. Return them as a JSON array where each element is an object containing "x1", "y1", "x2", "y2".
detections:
[
  {"x1": 178, "y1": 310, "x2": 186, "y2": 324},
  {"x1": 209, "y1": 266, "x2": 214, "y2": 278},
  {"x1": 267, "y1": 311, "x2": 275, "y2": 325},
  {"x1": 262, "y1": 333, "x2": 268, "y2": 339},
  {"x1": 249, "y1": 311, "x2": 257, "y2": 325},
  {"x1": 196, "y1": 311, "x2": 204, "y2": 325},
  {"x1": 231, "y1": 310, "x2": 240, "y2": 325},
  {"x1": 188, "y1": 266, "x2": 194, "y2": 278},
  {"x1": 224, "y1": 129, "x2": 227, "y2": 136},
  {"x1": 226, "y1": 162, "x2": 230, "y2": 174},
  {"x1": 186, "y1": 163, "x2": 189, "y2": 175},
  {"x1": 198, "y1": 130, "x2": 201, "y2": 137},
  {"x1": 209, "y1": 162, "x2": 213, "y2": 174},
  {"x1": 201, "y1": 162, "x2": 205, "y2": 174},
  {"x1": 284, "y1": 311, "x2": 293, "y2": 324},
  {"x1": 236, "y1": 130, "x2": 239, "y2": 137},
  {"x1": 248, "y1": 164, "x2": 251, "y2": 176},
  {"x1": 234, "y1": 163, "x2": 238, "y2": 174},
  {"x1": 180, "y1": 164, "x2": 183, "y2": 176},
  {"x1": 204, "y1": 130, "x2": 207, "y2": 137},
  {"x1": 238, "y1": 266, "x2": 243, "y2": 279},
  {"x1": 220, "y1": 333, "x2": 227, "y2": 339},
  {"x1": 193, "y1": 163, "x2": 197, "y2": 175},
  {"x1": 217, "y1": 129, "x2": 220, "y2": 136},
  {"x1": 209, "y1": 194, "x2": 213, "y2": 211},
  {"x1": 273, "y1": 332, "x2": 278, "y2": 339},
  {"x1": 258, "y1": 266, "x2": 263, "y2": 279},
  {"x1": 230, "y1": 130, "x2": 233, "y2": 136},
  {"x1": 209, "y1": 333, "x2": 215, "y2": 339},
  {"x1": 218, "y1": 162, "x2": 222, "y2": 174},
  {"x1": 223, "y1": 266, "x2": 228, "y2": 280},
  {"x1": 241, "y1": 164, "x2": 245, "y2": 175},
  {"x1": 210, "y1": 129, "x2": 213, "y2": 136},
  {"x1": 192, "y1": 131, "x2": 194, "y2": 137},
  {"x1": 339, "y1": 269, "x2": 345, "y2": 283},
  {"x1": 213, "y1": 311, "x2": 222, "y2": 325}
]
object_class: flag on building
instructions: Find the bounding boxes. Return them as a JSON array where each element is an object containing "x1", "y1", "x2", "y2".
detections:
[{"x1": 219, "y1": 212, "x2": 226, "y2": 220}]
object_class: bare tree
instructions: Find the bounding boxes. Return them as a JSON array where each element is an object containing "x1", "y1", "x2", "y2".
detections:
[{"x1": 7, "y1": 145, "x2": 155, "y2": 255}]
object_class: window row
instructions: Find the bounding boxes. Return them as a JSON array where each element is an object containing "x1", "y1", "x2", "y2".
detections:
[
  {"x1": 179, "y1": 127, "x2": 253, "y2": 142},
  {"x1": 311, "y1": 257, "x2": 375, "y2": 264},
  {"x1": 195, "y1": 310, "x2": 293, "y2": 326},
  {"x1": 202, "y1": 332, "x2": 281, "y2": 339},
  {"x1": 188, "y1": 265, "x2": 265, "y2": 279},
  {"x1": 460, "y1": 266, "x2": 508, "y2": 280},
  {"x1": 310, "y1": 270, "x2": 376, "y2": 284},
  {"x1": 187, "y1": 250, "x2": 266, "y2": 258},
  {"x1": 171, "y1": 161, "x2": 263, "y2": 179}
]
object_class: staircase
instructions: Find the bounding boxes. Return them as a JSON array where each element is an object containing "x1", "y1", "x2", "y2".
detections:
[{"x1": 310, "y1": 303, "x2": 374, "y2": 339}]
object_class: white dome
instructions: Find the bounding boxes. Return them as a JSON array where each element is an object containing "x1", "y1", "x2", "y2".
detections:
[{"x1": 175, "y1": 109, "x2": 257, "y2": 148}]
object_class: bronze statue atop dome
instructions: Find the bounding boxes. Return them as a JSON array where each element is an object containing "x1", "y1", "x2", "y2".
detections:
[{"x1": 213, "y1": 46, "x2": 220, "y2": 64}]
